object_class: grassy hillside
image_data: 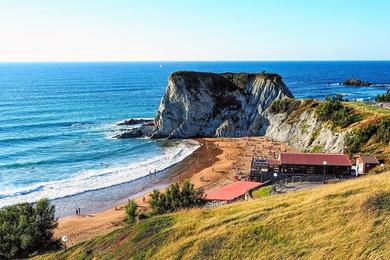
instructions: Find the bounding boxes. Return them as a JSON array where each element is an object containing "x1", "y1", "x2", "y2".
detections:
[
  {"x1": 39, "y1": 172, "x2": 390, "y2": 259},
  {"x1": 344, "y1": 102, "x2": 390, "y2": 158}
]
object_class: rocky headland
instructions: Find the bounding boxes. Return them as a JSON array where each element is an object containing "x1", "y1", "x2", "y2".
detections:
[
  {"x1": 117, "y1": 71, "x2": 351, "y2": 152},
  {"x1": 117, "y1": 71, "x2": 293, "y2": 138}
]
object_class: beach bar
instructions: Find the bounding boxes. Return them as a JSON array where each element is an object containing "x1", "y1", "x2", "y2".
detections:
[
  {"x1": 205, "y1": 181, "x2": 263, "y2": 204},
  {"x1": 250, "y1": 152, "x2": 352, "y2": 182},
  {"x1": 278, "y1": 152, "x2": 352, "y2": 176}
]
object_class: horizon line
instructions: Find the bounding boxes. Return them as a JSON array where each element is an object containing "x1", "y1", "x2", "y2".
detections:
[{"x1": 0, "y1": 59, "x2": 390, "y2": 63}]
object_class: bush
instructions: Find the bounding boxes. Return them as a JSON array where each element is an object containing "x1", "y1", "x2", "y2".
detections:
[
  {"x1": 0, "y1": 198, "x2": 60, "y2": 259},
  {"x1": 268, "y1": 99, "x2": 300, "y2": 114},
  {"x1": 124, "y1": 200, "x2": 138, "y2": 225},
  {"x1": 365, "y1": 192, "x2": 390, "y2": 212},
  {"x1": 149, "y1": 180, "x2": 204, "y2": 215},
  {"x1": 375, "y1": 90, "x2": 390, "y2": 102},
  {"x1": 252, "y1": 186, "x2": 272, "y2": 198},
  {"x1": 316, "y1": 96, "x2": 358, "y2": 128},
  {"x1": 377, "y1": 117, "x2": 390, "y2": 143},
  {"x1": 345, "y1": 117, "x2": 390, "y2": 155}
]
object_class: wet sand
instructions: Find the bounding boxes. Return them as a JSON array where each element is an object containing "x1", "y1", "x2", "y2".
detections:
[{"x1": 55, "y1": 137, "x2": 295, "y2": 246}]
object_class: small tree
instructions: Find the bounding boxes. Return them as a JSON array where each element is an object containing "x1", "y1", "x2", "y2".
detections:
[
  {"x1": 148, "y1": 180, "x2": 204, "y2": 215},
  {"x1": 375, "y1": 90, "x2": 390, "y2": 102},
  {"x1": 124, "y1": 200, "x2": 138, "y2": 225},
  {"x1": 0, "y1": 198, "x2": 60, "y2": 259}
]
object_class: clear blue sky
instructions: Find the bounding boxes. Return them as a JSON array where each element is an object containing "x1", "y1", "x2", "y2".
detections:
[{"x1": 0, "y1": 0, "x2": 389, "y2": 61}]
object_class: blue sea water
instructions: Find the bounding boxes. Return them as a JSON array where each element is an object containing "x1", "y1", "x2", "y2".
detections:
[{"x1": 0, "y1": 61, "x2": 389, "y2": 207}]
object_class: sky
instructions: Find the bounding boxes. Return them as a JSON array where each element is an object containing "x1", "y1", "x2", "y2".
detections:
[{"x1": 0, "y1": 0, "x2": 389, "y2": 61}]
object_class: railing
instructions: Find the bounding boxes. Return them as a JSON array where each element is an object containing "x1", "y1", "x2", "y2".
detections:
[{"x1": 271, "y1": 174, "x2": 348, "y2": 194}]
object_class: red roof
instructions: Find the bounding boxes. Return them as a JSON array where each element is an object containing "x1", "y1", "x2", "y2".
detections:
[
  {"x1": 205, "y1": 181, "x2": 262, "y2": 201},
  {"x1": 280, "y1": 152, "x2": 351, "y2": 167},
  {"x1": 358, "y1": 155, "x2": 379, "y2": 164}
]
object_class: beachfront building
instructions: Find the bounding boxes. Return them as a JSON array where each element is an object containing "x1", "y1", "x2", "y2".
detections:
[
  {"x1": 250, "y1": 152, "x2": 352, "y2": 182},
  {"x1": 278, "y1": 152, "x2": 352, "y2": 176},
  {"x1": 356, "y1": 154, "x2": 379, "y2": 174},
  {"x1": 204, "y1": 181, "x2": 263, "y2": 207}
]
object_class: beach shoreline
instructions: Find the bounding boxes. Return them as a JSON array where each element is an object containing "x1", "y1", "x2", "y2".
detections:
[{"x1": 55, "y1": 137, "x2": 295, "y2": 246}]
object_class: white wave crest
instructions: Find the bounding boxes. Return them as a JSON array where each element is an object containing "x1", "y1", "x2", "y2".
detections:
[{"x1": 0, "y1": 140, "x2": 200, "y2": 207}]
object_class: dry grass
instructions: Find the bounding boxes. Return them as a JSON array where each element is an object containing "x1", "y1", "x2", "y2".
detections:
[
  {"x1": 344, "y1": 102, "x2": 390, "y2": 119},
  {"x1": 38, "y1": 172, "x2": 390, "y2": 260}
]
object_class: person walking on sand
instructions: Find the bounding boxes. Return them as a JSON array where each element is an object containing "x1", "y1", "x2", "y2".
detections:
[{"x1": 76, "y1": 208, "x2": 78, "y2": 215}]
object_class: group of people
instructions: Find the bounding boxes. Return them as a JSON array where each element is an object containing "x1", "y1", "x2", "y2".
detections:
[{"x1": 75, "y1": 207, "x2": 81, "y2": 216}]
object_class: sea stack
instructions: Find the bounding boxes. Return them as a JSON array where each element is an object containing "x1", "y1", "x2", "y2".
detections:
[{"x1": 118, "y1": 71, "x2": 293, "y2": 139}]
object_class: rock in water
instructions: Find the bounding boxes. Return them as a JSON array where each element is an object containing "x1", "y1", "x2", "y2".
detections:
[
  {"x1": 342, "y1": 79, "x2": 371, "y2": 86},
  {"x1": 117, "y1": 119, "x2": 154, "y2": 126},
  {"x1": 149, "y1": 71, "x2": 293, "y2": 139}
]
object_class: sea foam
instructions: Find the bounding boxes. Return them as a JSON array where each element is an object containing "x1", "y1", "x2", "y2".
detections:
[{"x1": 0, "y1": 140, "x2": 199, "y2": 208}]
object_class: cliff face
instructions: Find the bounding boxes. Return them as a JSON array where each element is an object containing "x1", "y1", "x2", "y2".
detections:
[
  {"x1": 150, "y1": 71, "x2": 293, "y2": 138},
  {"x1": 117, "y1": 71, "x2": 347, "y2": 153},
  {"x1": 263, "y1": 108, "x2": 347, "y2": 153}
]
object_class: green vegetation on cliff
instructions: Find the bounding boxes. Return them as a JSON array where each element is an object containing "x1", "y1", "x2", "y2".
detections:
[
  {"x1": 268, "y1": 98, "x2": 300, "y2": 114},
  {"x1": 345, "y1": 117, "x2": 390, "y2": 155},
  {"x1": 316, "y1": 96, "x2": 360, "y2": 128},
  {"x1": 343, "y1": 102, "x2": 390, "y2": 157},
  {"x1": 268, "y1": 97, "x2": 389, "y2": 156},
  {"x1": 38, "y1": 172, "x2": 390, "y2": 260}
]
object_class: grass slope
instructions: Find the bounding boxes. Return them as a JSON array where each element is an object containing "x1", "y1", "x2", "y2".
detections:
[{"x1": 39, "y1": 172, "x2": 390, "y2": 260}]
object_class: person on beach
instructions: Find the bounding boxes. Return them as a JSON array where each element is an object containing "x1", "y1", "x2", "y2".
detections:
[{"x1": 76, "y1": 208, "x2": 79, "y2": 215}]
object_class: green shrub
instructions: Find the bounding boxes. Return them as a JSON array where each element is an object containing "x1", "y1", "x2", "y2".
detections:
[
  {"x1": 345, "y1": 131, "x2": 363, "y2": 155},
  {"x1": 252, "y1": 186, "x2": 272, "y2": 198},
  {"x1": 345, "y1": 117, "x2": 390, "y2": 155},
  {"x1": 308, "y1": 128, "x2": 320, "y2": 146},
  {"x1": 124, "y1": 200, "x2": 138, "y2": 225},
  {"x1": 269, "y1": 99, "x2": 300, "y2": 114},
  {"x1": 0, "y1": 198, "x2": 60, "y2": 259},
  {"x1": 377, "y1": 117, "x2": 390, "y2": 143},
  {"x1": 375, "y1": 90, "x2": 390, "y2": 102},
  {"x1": 365, "y1": 192, "x2": 390, "y2": 212},
  {"x1": 316, "y1": 96, "x2": 359, "y2": 128},
  {"x1": 149, "y1": 180, "x2": 204, "y2": 215}
]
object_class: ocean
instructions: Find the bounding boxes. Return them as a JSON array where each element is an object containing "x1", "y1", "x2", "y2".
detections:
[{"x1": 0, "y1": 61, "x2": 389, "y2": 214}]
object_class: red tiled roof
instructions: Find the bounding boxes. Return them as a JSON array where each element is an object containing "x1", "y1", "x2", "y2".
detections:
[
  {"x1": 205, "y1": 181, "x2": 263, "y2": 201},
  {"x1": 358, "y1": 155, "x2": 379, "y2": 164},
  {"x1": 280, "y1": 152, "x2": 351, "y2": 167}
]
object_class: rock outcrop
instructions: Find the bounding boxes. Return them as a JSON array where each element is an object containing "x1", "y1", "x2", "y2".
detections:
[
  {"x1": 263, "y1": 102, "x2": 347, "y2": 153},
  {"x1": 117, "y1": 119, "x2": 154, "y2": 126},
  {"x1": 119, "y1": 71, "x2": 293, "y2": 139},
  {"x1": 342, "y1": 79, "x2": 371, "y2": 86},
  {"x1": 117, "y1": 71, "x2": 350, "y2": 153}
]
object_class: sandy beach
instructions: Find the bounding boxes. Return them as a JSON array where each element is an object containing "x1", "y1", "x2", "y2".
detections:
[{"x1": 55, "y1": 137, "x2": 295, "y2": 246}]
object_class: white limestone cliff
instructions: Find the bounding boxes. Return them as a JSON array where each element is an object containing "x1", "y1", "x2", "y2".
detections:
[
  {"x1": 117, "y1": 71, "x2": 346, "y2": 153},
  {"x1": 151, "y1": 71, "x2": 293, "y2": 138}
]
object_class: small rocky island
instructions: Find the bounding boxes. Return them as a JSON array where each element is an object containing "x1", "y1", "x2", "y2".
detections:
[{"x1": 342, "y1": 79, "x2": 372, "y2": 86}]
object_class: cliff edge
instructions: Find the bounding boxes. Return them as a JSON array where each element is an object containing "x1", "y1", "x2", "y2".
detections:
[{"x1": 127, "y1": 71, "x2": 293, "y2": 139}]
